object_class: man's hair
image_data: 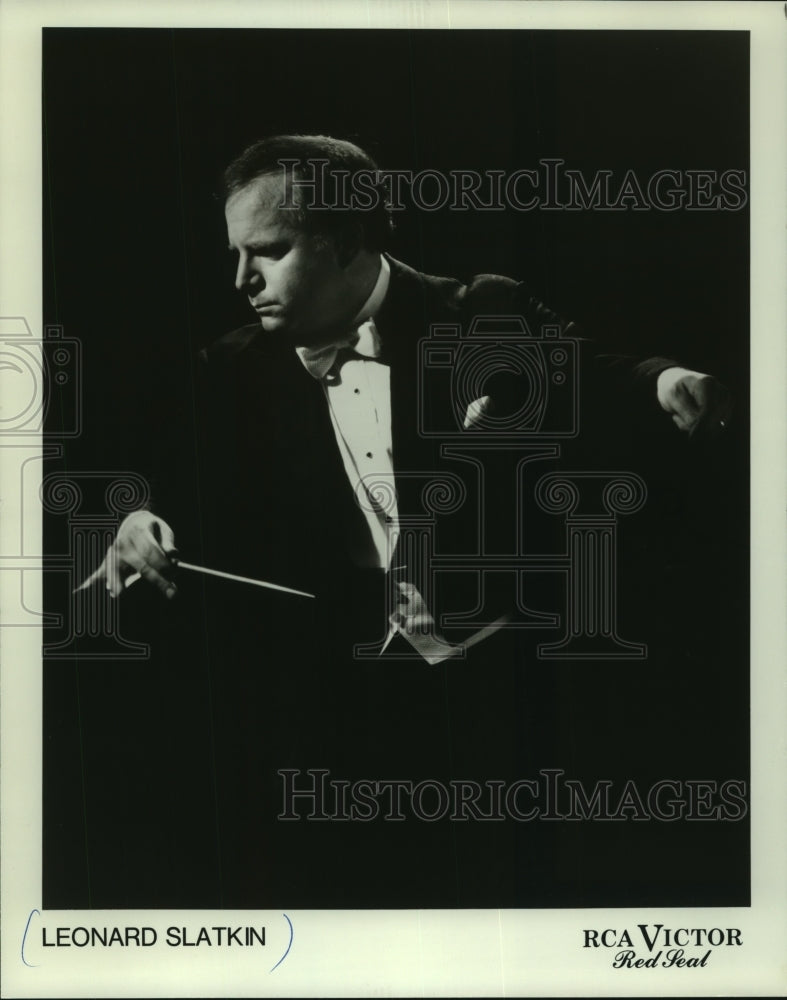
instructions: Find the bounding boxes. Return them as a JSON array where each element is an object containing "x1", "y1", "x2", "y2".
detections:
[{"x1": 222, "y1": 134, "x2": 394, "y2": 252}]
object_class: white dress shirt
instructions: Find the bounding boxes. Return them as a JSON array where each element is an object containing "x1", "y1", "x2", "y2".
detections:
[
  {"x1": 296, "y1": 256, "x2": 506, "y2": 663},
  {"x1": 296, "y1": 256, "x2": 397, "y2": 570}
]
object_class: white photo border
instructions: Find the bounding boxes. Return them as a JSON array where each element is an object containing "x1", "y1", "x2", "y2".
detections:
[{"x1": 1, "y1": 1, "x2": 785, "y2": 997}]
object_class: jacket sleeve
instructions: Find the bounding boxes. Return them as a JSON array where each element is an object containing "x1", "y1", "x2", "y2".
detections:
[{"x1": 460, "y1": 273, "x2": 681, "y2": 437}]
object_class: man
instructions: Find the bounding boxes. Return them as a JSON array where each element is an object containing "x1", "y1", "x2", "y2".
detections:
[
  {"x1": 86, "y1": 135, "x2": 728, "y2": 614},
  {"x1": 80, "y1": 135, "x2": 731, "y2": 906}
]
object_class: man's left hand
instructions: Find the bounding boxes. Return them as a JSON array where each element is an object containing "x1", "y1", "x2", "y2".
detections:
[{"x1": 656, "y1": 367, "x2": 732, "y2": 438}]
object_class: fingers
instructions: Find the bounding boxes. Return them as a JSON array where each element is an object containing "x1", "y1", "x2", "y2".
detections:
[
  {"x1": 391, "y1": 581, "x2": 437, "y2": 635},
  {"x1": 117, "y1": 527, "x2": 178, "y2": 598},
  {"x1": 74, "y1": 561, "x2": 107, "y2": 594},
  {"x1": 96, "y1": 517, "x2": 179, "y2": 598},
  {"x1": 151, "y1": 517, "x2": 180, "y2": 564},
  {"x1": 75, "y1": 550, "x2": 136, "y2": 597},
  {"x1": 670, "y1": 374, "x2": 731, "y2": 438},
  {"x1": 687, "y1": 377, "x2": 732, "y2": 439},
  {"x1": 105, "y1": 547, "x2": 126, "y2": 598},
  {"x1": 75, "y1": 512, "x2": 179, "y2": 599}
]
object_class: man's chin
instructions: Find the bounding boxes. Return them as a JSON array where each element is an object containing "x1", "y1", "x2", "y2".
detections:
[
  {"x1": 257, "y1": 319, "x2": 336, "y2": 350},
  {"x1": 257, "y1": 316, "x2": 316, "y2": 350},
  {"x1": 257, "y1": 313, "x2": 290, "y2": 334}
]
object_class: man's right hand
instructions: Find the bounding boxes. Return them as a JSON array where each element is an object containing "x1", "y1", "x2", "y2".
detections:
[{"x1": 77, "y1": 510, "x2": 179, "y2": 598}]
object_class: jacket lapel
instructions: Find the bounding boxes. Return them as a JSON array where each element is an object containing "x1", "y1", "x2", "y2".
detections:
[
  {"x1": 377, "y1": 257, "x2": 449, "y2": 520},
  {"x1": 225, "y1": 337, "x2": 371, "y2": 569}
]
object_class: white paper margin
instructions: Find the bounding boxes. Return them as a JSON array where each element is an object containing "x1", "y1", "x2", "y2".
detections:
[{"x1": 1, "y1": 2, "x2": 784, "y2": 997}]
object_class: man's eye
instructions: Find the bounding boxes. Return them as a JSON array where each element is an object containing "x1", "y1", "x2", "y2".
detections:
[{"x1": 252, "y1": 244, "x2": 287, "y2": 259}]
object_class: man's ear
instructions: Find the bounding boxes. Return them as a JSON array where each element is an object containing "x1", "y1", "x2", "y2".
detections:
[{"x1": 334, "y1": 223, "x2": 364, "y2": 269}]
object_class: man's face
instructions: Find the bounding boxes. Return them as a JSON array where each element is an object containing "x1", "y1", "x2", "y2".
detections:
[{"x1": 225, "y1": 173, "x2": 353, "y2": 347}]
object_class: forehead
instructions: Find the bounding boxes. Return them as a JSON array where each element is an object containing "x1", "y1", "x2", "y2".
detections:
[{"x1": 224, "y1": 173, "x2": 304, "y2": 238}]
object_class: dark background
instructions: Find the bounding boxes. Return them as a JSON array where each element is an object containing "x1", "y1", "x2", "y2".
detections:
[{"x1": 42, "y1": 29, "x2": 749, "y2": 908}]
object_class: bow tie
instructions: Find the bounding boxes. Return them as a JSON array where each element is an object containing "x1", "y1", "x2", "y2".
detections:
[{"x1": 298, "y1": 319, "x2": 382, "y2": 380}]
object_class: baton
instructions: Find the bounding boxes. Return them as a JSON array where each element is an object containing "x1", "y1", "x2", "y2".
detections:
[
  {"x1": 121, "y1": 561, "x2": 315, "y2": 598},
  {"x1": 175, "y1": 561, "x2": 315, "y2": 598}
]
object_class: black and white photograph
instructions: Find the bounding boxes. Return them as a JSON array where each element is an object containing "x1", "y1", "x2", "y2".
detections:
[{"x1": 1, "y1": 2, "x2": 785, "y2": 997}]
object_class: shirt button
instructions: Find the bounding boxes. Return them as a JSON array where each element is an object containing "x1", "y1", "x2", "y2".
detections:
[
  {"x1": 354, "y1": 388, "x2": 360, "y2": 394},
  {"x1": 366, "y1": 451, "x2": 373, "y2": 458}
]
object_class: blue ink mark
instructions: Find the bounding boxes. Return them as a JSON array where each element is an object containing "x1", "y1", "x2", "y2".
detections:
[
  {"x1": 21, "y1": 909, "x2": 40, "y2": 968},
  {"x1": 269, "y1": 912, "x2": 293, "y2": 972}
]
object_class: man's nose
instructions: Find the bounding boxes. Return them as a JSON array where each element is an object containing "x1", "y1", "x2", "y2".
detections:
[{"x1": 234, "y1": 255, "x2": 262, "y2": 293}]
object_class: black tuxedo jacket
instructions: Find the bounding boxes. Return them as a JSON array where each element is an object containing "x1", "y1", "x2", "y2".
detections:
[
  {"x1": 139, "y1": 257, "x2": 679, "y2": 908},
  {"x1": 156, "y1": 254, "x2": 673, "y2": 647}
]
